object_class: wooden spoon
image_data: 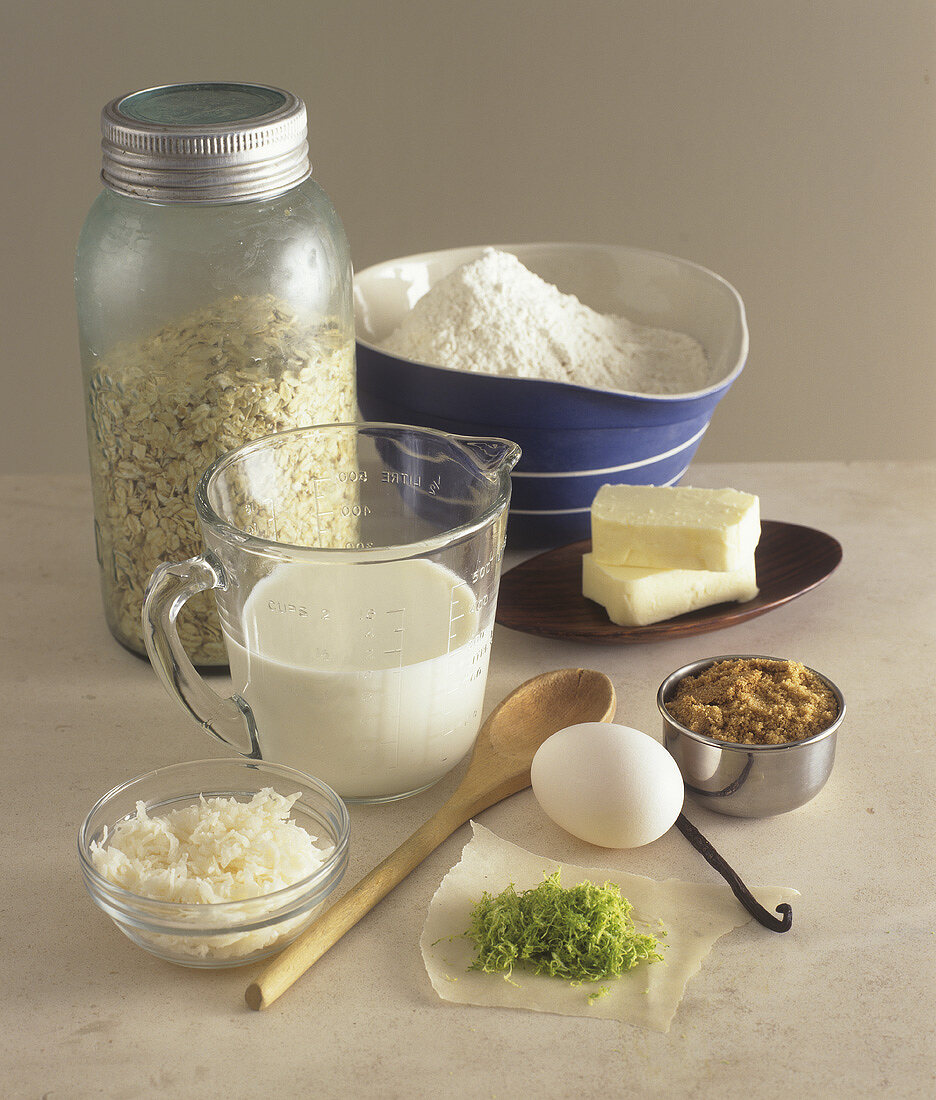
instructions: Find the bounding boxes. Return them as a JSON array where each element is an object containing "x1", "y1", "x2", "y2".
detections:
[{"x1": 245, "y1": 667, "x2": 616, "y2": 1010}]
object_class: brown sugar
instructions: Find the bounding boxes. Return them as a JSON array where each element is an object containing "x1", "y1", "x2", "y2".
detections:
[{"x1": 666, "y1": 657, "x2": 838, "y2": 745}]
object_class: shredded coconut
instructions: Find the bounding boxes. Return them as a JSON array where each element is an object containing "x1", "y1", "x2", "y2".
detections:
[
  {"x1": 381, "y1": 248, "x2": 710, "y2": 393},
  {"x1": 92, "y1": 788, "x2": 330, "y2": 903},
  {"x1": 90, "y1": 788, "x2": 335, "y2": 960}
]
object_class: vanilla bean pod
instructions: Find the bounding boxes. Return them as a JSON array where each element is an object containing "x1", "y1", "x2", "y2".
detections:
[{"x1": 675, "y1": 813, "x2": 793, "y2": 932}]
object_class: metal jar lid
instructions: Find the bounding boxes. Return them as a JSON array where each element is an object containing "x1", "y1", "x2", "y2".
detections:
[{"x1": 100, "y1": 82, "x2": 311, "y2": 203}]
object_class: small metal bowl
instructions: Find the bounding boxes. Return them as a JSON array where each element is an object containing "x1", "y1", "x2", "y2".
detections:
[{"x1": 657, "y1": 655, "x2": 845, "y2": 818}]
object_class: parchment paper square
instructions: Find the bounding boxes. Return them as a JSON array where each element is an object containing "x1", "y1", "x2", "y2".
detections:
[{"x1": 420, "y1": 823, "x2": 797, "y2": 1032}]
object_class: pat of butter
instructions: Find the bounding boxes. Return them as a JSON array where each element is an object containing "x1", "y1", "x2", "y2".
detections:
[
  {"x1": 591, "y1": 485, "x2": 760, "y2": 572},
  {"x1": 582, "y1": 552, "x2": 759, "y2": 627}
]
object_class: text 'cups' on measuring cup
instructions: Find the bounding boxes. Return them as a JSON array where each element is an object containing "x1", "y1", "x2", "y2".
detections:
[{"x1": 142, "y1": 423, "x2": 521, "y2": 803}]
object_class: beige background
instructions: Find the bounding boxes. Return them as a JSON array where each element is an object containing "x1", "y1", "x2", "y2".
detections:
[{"x1": 3, "y1": 0, "x2": 934, "y2": 474}]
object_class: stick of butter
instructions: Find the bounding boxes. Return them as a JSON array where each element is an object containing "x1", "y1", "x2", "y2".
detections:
[
  {"x1": 590, "y1": 485, "x2": 760, "y2": 572},
  {"x1": 582, "y1": 553, "x2": 759, "y2": 627}
]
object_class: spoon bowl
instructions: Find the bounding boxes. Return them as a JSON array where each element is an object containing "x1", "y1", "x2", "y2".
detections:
[
  {"x1": 246, "y1": 667, "x2": 616, "y2": 1009},
  {"x1": 483, "y1": 668, "x2": 617, "y2": 758}
]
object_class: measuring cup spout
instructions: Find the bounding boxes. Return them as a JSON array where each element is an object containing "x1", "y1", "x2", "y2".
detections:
[{"x1": 455, "y1": 435, "x2": 521, "y2": 476}]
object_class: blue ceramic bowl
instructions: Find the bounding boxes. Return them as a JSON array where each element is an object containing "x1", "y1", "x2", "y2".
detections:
[{"x1": 354, "y1": 243, "x2": 748, "y2": 545}]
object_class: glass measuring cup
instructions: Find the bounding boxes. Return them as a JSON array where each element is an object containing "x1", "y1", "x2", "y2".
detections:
[{"x1": 143, "y1": 423, "x2": 520, "y2": 802}]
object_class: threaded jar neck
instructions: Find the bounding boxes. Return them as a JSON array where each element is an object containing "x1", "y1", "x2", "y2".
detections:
[{"x1": 100, "y1": 82, "x2": 311, "y2": 204}]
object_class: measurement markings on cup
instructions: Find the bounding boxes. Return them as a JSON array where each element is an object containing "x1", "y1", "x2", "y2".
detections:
[
  {"x1": 243, "y1": 497, "x2": 277, "y2": 540},
  {"x1": 447, "y1": 583, "x2": 470, "y2": 652},
  {"x1": 383, "y1": 606, "x2": 405, "y2": 766},
  {"x1": 310, "y1": 475, "x2": 334, "y2": 540},
  {"x1": 438, "y1": 585, "x2": 470, "y2": 758}
]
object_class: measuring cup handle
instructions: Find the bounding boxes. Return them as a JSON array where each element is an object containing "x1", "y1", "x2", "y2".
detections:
[{"x1": 142, "y1": 553, "x2": 261, "y2": 759}]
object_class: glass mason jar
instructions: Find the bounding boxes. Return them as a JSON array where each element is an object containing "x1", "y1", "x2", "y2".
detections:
[{"x1": 76, "y1": 83, "x2": 356, "y2": 665}]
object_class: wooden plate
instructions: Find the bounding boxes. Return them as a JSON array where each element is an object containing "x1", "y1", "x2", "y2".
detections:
[{"x1": 495, "y1": 520, "x2": 843, "y2": 644}]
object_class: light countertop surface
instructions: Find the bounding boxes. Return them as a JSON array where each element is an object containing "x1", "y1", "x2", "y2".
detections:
[{"x1": 2, "y1": 462, "x2": 933, "y2": 1099}]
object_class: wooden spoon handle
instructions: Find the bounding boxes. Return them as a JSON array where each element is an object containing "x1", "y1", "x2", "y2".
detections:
[{"x1": 246, "y1": 794, "x2": 473, "y2": 1010}]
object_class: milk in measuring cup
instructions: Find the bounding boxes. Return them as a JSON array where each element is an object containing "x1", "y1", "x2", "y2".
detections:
[{"x1": 222, "y1": 558, "x2": 490, "y2": 800}]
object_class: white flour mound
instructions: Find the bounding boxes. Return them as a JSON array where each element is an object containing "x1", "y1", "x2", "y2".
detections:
[{"x1": 381, "y1": 248, "x2": 710, "y2": 393}]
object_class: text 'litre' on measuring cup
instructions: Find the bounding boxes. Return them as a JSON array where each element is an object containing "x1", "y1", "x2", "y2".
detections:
[{"x1": 142, "y1": 423, "x2": 521, "y2": 803}]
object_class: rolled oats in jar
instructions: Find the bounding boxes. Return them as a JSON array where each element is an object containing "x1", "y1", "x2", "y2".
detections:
[{"x1": 76, "y1": 83, "x2": 356, "y2": 663}]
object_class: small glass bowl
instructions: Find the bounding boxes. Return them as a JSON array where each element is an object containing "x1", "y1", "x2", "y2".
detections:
[{"x1": 78, "y1": 758, "x2": 350, "y2": 968}]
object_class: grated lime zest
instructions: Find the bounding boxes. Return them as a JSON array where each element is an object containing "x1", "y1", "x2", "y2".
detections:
[{"x1": 462, "y1": 870, "x2": 664, "y2": 986}]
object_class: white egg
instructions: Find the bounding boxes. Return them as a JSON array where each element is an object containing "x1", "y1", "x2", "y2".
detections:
[{"x1": 531, "y1": 722, "x2": 684, "y2": 848}]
